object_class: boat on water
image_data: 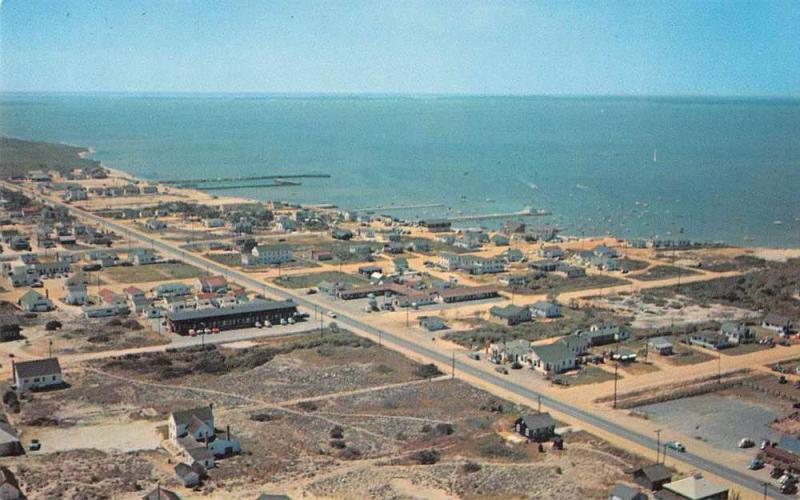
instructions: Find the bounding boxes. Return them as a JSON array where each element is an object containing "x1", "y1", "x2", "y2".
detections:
[{"x1": 774, "y1": 220, "x2": 784, "y2": 225}]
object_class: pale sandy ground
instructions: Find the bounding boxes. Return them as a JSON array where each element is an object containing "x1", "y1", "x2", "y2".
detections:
[{"x1": 26, "y1": 421, "x2": 161, "y2": 454}]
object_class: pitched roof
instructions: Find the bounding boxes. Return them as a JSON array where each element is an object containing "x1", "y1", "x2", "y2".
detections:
[
  {"x1": 489, "y1": 304, "x2": 529, "y2": 318},
  {"x1": 764, "y1": 312, "x2": 793, "y2": 327},
  {"x1": 171, "y1": 406, "x2": 213, "y2": 427},
  {"x1": 174, "y1": 463, "x2": 197, "y2": 479},
  {"x1": 531, "y1": 342, "x2": 574, "y2": 364},
  {"x1": 14, "y1": 358, "x2": 61, "y2": 379},
  {"x1": 518, "y1": 412, "x2": 555, "y2": 430},
  {"x1": 18, "y1": 290, "x2": 48, "y2": 307},
  {"x1": 663, "y1": 475, "x2": 727, "y2": 500},
  {"x1": 142, "y1": 487, "x2": 182, "y2": 500},
  {"x1": 609, "y1": 483, "x2": 644, "y2": 500},
  {"x1": 0, "y1": 466, "x2": 20, "y2": 491},
  {"x1": 636, "y1": 463, "x2": 672, "y2": 482}
]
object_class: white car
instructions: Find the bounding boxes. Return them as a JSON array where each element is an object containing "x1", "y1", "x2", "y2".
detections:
[{"x1": 327, "y1": 311, "x2": 337, "y2": 318}]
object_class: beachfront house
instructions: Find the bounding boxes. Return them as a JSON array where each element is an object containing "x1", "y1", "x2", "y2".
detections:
[
  {"x1": 242, "y1": 244, "x2": 293, "y2": 266},
  {"x1": 152, "y1": 282, "x2": 193, "y2": 299}
]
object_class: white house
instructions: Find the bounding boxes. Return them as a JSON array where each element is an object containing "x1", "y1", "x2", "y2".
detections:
[
  {"x1": 242, "y1": 244, "x2": 293, "y2": 266},
  {"x1": 17, "y1": 290, "x2": 54, "y2": 312},
  {"x1": 12, "y1": 358, "x2": 63, "y2": 393},
  {"x1": 169, "y1": 405, "x2": 241, "y2": 469}
]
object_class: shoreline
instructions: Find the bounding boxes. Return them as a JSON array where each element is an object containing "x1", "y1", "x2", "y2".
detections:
[{"x1": 16, "y1": 136, "x2": 800, "y2": 251}]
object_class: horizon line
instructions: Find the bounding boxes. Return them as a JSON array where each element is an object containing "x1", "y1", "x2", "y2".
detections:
[{"x1": 1, "y1": 90, "x2": 799, "y2": 101}]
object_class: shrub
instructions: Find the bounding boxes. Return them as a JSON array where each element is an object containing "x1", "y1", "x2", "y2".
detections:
[
  {"x1": 107, "y1": 318, "x2": 122, "y2": 327},
  {"x1": 87, "y1": 334, "x2": 110, "y2": 343},
  {"x1": 122, "y1": 319, "x2": 143, "y2": 330},
  {"x1": 414, "y1": 363, "x2": 443, "y2": 379},
  {"x1": 45, "y1": 320, "x2": 62, "y2": 331},
  {"x1": 476, "y1": 434, "x2": 526, "y2": 461},
  {"x1": 329, "y1": 439, "x2": 346, "y2": 449},
  {"x1": 250, "y1": 412, "x2": 276, "y2": 422},
  {"x1": 460, "y1": 461, "x2": 481, "y2": 474},
  {"x1": 297, "y1": 401, "x2": 318, "y2": 412},
  {"x1": 330, "y1": 425, "x2": 344, "y2": 439},
  {"x1": 339, "y1": 446, "x2": 361, "y2": 460},
  {"x1": 434, "y1": 423, "x2": 454, "y2": 436},
  {"x1": 410, "y1": 449, "x2": 440, "y2": 465}
]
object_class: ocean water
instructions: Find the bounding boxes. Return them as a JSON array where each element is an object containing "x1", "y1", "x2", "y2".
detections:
[{"x1": 1, "y1": 93, "x2": 799, "y2": 247}]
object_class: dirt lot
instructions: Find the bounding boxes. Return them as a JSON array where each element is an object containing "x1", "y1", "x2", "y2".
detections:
[{"x1": 632, "y1": 265, "x2": 699, "y2": 282}]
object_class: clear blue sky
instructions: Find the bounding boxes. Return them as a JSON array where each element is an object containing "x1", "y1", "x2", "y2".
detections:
[{"x1": 2, "y1": 0, "x2": 799, "y2": 96}]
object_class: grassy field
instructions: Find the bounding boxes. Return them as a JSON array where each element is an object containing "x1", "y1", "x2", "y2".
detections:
[
  {"x1": 503, "y1": 273, "x2": 630, "y2": 295},
  {"x1": 102, "y1": 262, "x2": 207, "y2": 283},
  {"x1": 274, "y1": 270, "x2": 368, "y2": 289},
  {"x1": 617, "y1": 258, "x2": 650, "y2": 272}
]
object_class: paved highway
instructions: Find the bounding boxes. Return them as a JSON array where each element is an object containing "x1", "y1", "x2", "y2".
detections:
[{"x1": 7, "y1": 181, "x2": 784, "y2": 499}]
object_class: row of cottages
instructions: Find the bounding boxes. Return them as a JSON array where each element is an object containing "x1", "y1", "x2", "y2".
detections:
[
  {"x1": 241, "y1": 244, "x2": 293, "y2": 266},
  {"x1": 11, "y1": 358, "x2": 63, "y2": 393},
  {"x1": 418, "y1": 218, "x2": 452, "y2": 233},
  {"x1": 165, "y1": 298, "x2": 298, "y2": 335},
  {"x1": 168, "y1": 405, "x2": 241, "y2": 471}
]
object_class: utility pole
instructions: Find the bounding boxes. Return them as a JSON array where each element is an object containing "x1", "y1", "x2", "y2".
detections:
[
  {"x1": 451, "y1": 352, "x2": 455, "y2": 379},
  {"x1": 763, "y1": 482, "x2": 769, "y2": 500},
  {"x1": 537, "y1": 394, "x2": 541, "y2": 413},
  {"x1": 655, "y1": 429, "x2": 662, "y2": 463},
  {"x1": 718, "y1": 351, "x2": 722, "y2": 384},
  {"x1": 613, "y1": 364, "x2": 619, "y2": 409},
  {"x1": 48, "y1": 340, "x2": 52, "y2": 359}
]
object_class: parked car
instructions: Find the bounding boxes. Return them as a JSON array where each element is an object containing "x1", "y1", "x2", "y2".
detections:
[
  {"x1": 327, "y1": 311, "x2": 337, "y2": 318},
  {"x1": 666, "y1": 441, "x2": 686, "y2": 452},
  {"x1": 495, "y1": 366, "x2": 508, "y2": 375},
  {"x1": 305, "y1": 288, "x2": 317, "y2": 295},
  {"x1": 467, "y1": 352, "x2": 480, "y2": 361},
  {"x1": 748, "y1": 458, "x2": 764, "y2": 470},
  {"x1": 28, "y1": 439, "x2": 40, "y2": 451}
]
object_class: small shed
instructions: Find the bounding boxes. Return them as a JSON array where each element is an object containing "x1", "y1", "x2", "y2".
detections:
[{"x1": 632, "y1": 464, "x2": 672, "y2": 491}]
